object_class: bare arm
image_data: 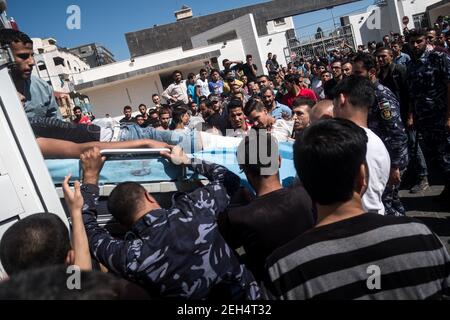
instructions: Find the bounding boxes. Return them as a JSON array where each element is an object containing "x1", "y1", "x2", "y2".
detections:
[
  {"x1": 37, "y1": 138, "x2": 170, "y2": 159},
  {"x1": 63, "y1": 176, "x2": 92, "y2": 271}
]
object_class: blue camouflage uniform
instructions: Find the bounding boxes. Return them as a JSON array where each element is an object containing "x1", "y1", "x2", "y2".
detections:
[
  {"x1": 369, "y1": 81, "x2": 409, "y2": 216},
  {"x1": 80, "y1": 160, "x2": 261, "y2": 300},
  {"x1": 407, "y1": 49, "x2": 450, "y2": 190}
]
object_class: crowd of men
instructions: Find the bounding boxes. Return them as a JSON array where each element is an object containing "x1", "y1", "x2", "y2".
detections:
[{"x1": 0, "y1": 22, "x2": 449, "y2": 300}]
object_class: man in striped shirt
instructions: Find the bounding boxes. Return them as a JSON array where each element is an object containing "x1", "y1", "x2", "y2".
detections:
[{"x1": 266, "y1": 119, "x2": 450, "y2": 300}]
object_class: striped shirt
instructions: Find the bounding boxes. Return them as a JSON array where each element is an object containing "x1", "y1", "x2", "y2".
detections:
[{"x1": 266, "y1": 213, "x2": 450, "y2": 300}]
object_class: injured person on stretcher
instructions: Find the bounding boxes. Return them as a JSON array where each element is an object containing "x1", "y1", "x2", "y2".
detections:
[{"x1": 31, "y1": 117, "x2": 243, "y2": 159}]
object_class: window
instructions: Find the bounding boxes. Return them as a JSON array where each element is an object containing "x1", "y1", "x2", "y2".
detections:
[
  {"x1": 413, "y1": 13, "x2": 428, "y2": 30},
  {"x1": 38, "y1": 64, "x2": 47, "y2": 71},
  {"x1": 53, "y1": 57, "x2": 65, "y2": 67},
  {"x1": 274, "y1": 18, "x2": 286, "y2": 26},
  {"x1": 38, "y1": 49, "x2": 44, "y2": 54}
]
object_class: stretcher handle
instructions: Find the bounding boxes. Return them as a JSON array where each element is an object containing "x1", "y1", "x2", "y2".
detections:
[{"x1": 100, "y1": 148, "x2": 171, "y2": 156}]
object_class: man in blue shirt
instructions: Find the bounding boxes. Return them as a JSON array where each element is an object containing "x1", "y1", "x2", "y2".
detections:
[
  {"x1": 392, "y1": 41, "x2": 411, "y2": 66},
  {"x1": 0, "y1": 29, "x2": 61, "y2": 120},
  {"x1": 261, "y1": 87, "x2": 292, "y2": 120}
]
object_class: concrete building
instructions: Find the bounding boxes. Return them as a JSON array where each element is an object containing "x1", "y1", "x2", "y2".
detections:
[
  {"x1": 343, "y1": 0, "x2": 442, "y2": 47},
  {"x1": 73, "y1": 0, "x2": 355, "y2": 117},
  {"x1": 427, "y1": 0, "x2": 450, "y2": 28},
  {"x1": 32, "y1": 38, "x2": 91, "y2": 119},
  {"x1": 68, "y1": 43, "x2": 116, "y2": 68}
]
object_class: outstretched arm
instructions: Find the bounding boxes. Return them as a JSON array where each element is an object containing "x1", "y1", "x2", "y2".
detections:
[{"x1": 37, "y1": 137, "x2": 171, "y2": 159}]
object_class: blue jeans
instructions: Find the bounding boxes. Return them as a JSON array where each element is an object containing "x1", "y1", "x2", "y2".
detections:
[
  {"x1": 407, "y1": 129, "x2": 428, "y2": 178},
  {"x1": 119, "y1": 124, "x2": 202, "y2": 153}
]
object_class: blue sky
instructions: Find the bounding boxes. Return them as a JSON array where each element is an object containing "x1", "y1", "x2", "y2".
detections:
[{"x1": 6, "y1": 0, "x2": 373, "y2": 61}]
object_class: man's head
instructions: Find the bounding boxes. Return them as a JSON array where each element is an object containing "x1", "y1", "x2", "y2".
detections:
[
  {"x1": 209, "y1": 95, "x2": 222, "y2": 113},
  {"x1": 0, "y1": 29, "x2": 35, "y2": 80},
  {"x1": 261, "y1": 87, "x2": 276, "y2": 109},
  {"x1": 135, "y1": 115, "x2": 145, "y2": 127},
  {"x1": 376, "y1": 47, "x2": 394, "y2": 68},
  {"x1": 284, "y1": 74, "x2": 302, "y2": 94},
  {"x1": 331, "y1": 61, "x2": 343, "y2": 80},
  {"x1": 237, "y1": 132, "x2": 280, "y2": 184},
  {"x1": 342, "y1": 62, "x2": 353, "y2": 77},
  {"x1": 227, "y1": 99, "x2": 246, "y2": 130},
  {"x1": 138, "y1": 104, "x2": 147, "y2": 116},
  {"x1": 383, "y1": 35, "x2": 390, "y2": 44},
  {"x1": 244, "y1": 98, "x2": 274, "y2": 130},
  {"x1": 246, "y1": 54, "x2": 253, "y2": 64},
  {"x1": 426, "y1": 29, "x2": 437, "y2": 45},
  {"x1": 0, "y1": 214, "x2": 71, "y2": 276},
  {"x1": 321, "y1": 70, "x2": 331, "y2": 83},
  {"x1": 391, "y1": 41, "x2": 403, "y2": 56},
  {"x1": 408, "y1": 29, "x2": 427, "y2": 59},
  {"x1": 332, "y1": 75, "x2": 376, "y2": 120},
  {"x1": 172, "y1": 106, "x2": 190, "y2": 126},
  {"x1": 352, "y1": 53, "x2": 378, "y2": 82},
  {"x1": 268, "y1": 52, "x2": 273, "y2": 60},
  {"x1": 199, "y1": 68, "x2": 208, "y2": 80},
  {"x1": 292, "y1": 98, "x2": 314, "y2": 132},
  {"x1": 200, "y1": 99, "x2": 214, "y2": 119},
  {"x1": 159, "y1": 108, "x2": 171, "y2": 129},
  {"x1": 108, "y1": 183, "x2": 159, "y2": 229},
  {"x1": 310, "y1": 100, "x2": 334, "y2": 124},
  {"x1": 294, "y1": 118, "x2": 368, "y2": 206},
  {"x1": 123, "y1": 106, "x2": 132, "y2": 119},
  {"x1": 210, "y1": 69, "x2": 221, "y2": 82},
  {"x1": 73, "y1": 106, "x2": 83, "y2": 120},
  {"x1": 152, "y1": 94, "x2": 161, "y2": 106},
  {"x1": 257, "y1": 75, "x2": 273, "y2": 89},
  {"x1": 172, "y1": 70, "x2": 183, "y2": 84},
  {"x1": 187, "y1": 73, "x2": 196, "y2": 85}
]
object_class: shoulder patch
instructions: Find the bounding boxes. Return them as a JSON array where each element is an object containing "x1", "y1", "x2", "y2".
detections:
[{"x1": 381, "y1": 108, "x2": 393, "y2": 121}]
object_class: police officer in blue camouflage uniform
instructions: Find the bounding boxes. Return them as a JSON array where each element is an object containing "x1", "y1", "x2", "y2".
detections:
[
  {"x1": 77, "y1": 147, "x2": 261, "y2": 300},
  {"x1": 407, "y1": 29, "x2": 450, "y2": 205},
  {"x1": 353, "y1": 53, "x2": 409, "y2": 216}
]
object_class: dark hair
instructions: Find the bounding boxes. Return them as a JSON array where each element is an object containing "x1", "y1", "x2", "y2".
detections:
[
  {"x1": 73, "y1": 106, "x2": 82, "y2": 113},
  {"x1": 123, "y1": 105, "x2": 132, "y2": 112},
  {"x1": 244, "y1": 98, "x2": 265, "y2": 117},
  {"x1": 0, "y1": 265, "x2": 151, "y2": 300},
  {"x1": 0, "y1": 29, "x2": 33, "y2": 47},
  {"x1": 138, "y1": 104, "x2": 147, "y2": 109},
  {"x1": 200, "y1": 68, "x2": 207, "y2": 74},
  {"x1": 353, "y1": 53, "x2": 377, "y2": 72},
  {"x1": 148, "y1": 109, "x2": 159, "y2": 117},
  {"x1": 135, "y1": 115, "x2": 144, "y2": 120},
  {"x1": 333, "y1": 75, "x2": 376, "y2": 110},
  {"x1": 210, "y1": 69, "x2": 220, "y2": 76},
  {"x1": 260, "y1": 86, "x2": 274, "y2": 96},
  {"x1": 246, "y1": 54, "x2": 253, "y2": 60},
  {"x1": 152, "y1": 94, "x2": 159, "y2": 99},
  {"x1": 375, "y1": 47, "x2": 393, "y2": 56},
  {"x1": 293, "y1": 98, "x2": 315, "y2": 109},
  {"x1": 171, "y1": 106, "x2": 189, "y2": 126},
  {"x1": 159, "y1": 107, "x2": 171, "y2": 117},
  {"x1": 107, "y1": 183, "x2": 148, "y2": 227},
  {"x1": 187, "y1": 73, "x2": 196, "y2": 80},
  {"x1": 408, "y1": 29, "x2": 426, "y2": 39},
  {"x1": 227, "y1": 99, "x2": 244, "y2": 113},
  {"x1": 237, "y1": 132, "x2": 279, "y2": 177},
  {"x1": 172, "y1": 70, "x2": 183, "y2": 78},
  {"x1": 0, "y1": 214, "x2": 70, "y2": 276},
  {"x1": 294, "y1": 119, "x2": 368, "y2": 205},
  {"x1": 284, "y1": 73, "x2": 302, "y2": 85}
]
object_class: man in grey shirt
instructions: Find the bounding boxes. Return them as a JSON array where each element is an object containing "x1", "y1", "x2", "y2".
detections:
[{"x1": 0, "y1": 29, "x2": 61, "y2": 120}]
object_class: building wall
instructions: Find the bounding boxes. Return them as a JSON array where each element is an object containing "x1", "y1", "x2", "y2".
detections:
[
  {"x1": 258, "y1": 32, "x2": 290, "y2": 69},
  {"x1": 428, "y1": 2, "x2": 450, "y2": 26},
  {"x1": 73, "y1": 39, "x2": 244, "y2": 85},
  {"x1": 397, "y1": 0, "x2": 441, "y2": 29},
  {"x1": 191, "y1": 14, "x2": 264, "y2": 71}
]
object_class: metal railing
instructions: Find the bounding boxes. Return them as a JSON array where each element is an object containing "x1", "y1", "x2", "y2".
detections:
[{"x1": 285, "y1": 25, "x2": 356, "y2": 62}]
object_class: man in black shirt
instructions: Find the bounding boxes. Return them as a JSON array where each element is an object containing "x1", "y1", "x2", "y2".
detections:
[
  {"x1": 120, "y1": 105, "x2": 135, "y2": 124},
  {"x1": 219, "y1": 132, "x2": 315, "y2": 282},
  {"x1": 241, "y1": 54, "x2": 258, "y2": 84}
]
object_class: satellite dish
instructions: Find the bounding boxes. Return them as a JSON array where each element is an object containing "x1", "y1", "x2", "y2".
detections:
[{"x1": 0, "y1": 0, "x2": 7, "y2": 14}]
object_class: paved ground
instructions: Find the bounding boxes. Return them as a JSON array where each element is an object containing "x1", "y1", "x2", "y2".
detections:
[{"x1": 401, "y1": 184, "x2": 450, "y2": 253}]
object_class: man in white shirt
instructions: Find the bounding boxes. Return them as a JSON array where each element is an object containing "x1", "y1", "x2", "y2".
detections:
[
  {"x1": 162, "y1": 70, "x2": 189, "y2": 105},
  {"x1": 333, "y1": 75, "x2": 390, "y2": 215},
  {"x1": 196, "y1": 68, "x2": 211, "y2": 98},
  {"x1": 244, "y1": 98, "x2": 293, "y2": 143}
]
